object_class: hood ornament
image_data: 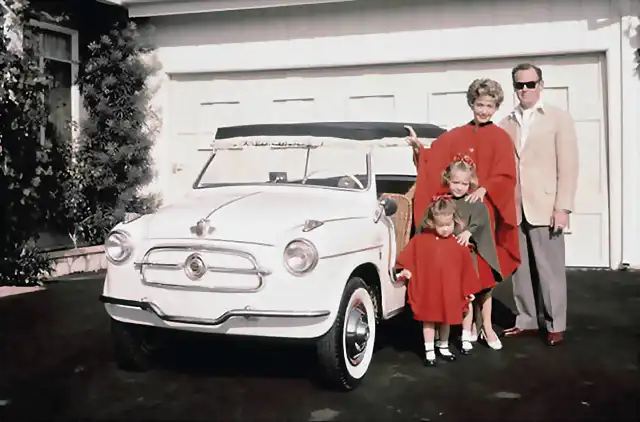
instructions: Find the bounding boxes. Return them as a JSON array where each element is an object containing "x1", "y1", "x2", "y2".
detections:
[
  {"x1": 302, "y1": 219, "x2": 324, "y2": 233},
  {"x1": 184, "y1": 253, "x2": 207, "y2": 280},
  {"x1": 191, "y1": 219, "x2": 213, "y2": 237}
]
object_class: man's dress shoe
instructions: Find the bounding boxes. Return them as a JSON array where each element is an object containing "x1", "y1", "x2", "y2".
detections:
[
  {"x1": 546, "y1": 331, "x2": 564, "y2": 346},
  {"x1": 501, "y1": 327, "x2": 539, "y2": 338}
]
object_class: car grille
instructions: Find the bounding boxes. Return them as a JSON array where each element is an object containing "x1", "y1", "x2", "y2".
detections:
[{"x1": 134, "y1": 245, "x2": 271, "y2": 292}]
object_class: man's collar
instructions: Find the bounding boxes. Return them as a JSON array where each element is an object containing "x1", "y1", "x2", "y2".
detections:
[{"x1": 513, "y1": 100, "x2": 544, "y2": 117}]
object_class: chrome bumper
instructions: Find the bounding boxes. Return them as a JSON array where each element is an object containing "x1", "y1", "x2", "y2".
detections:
[{"x1": 100, "y1": 295, "x2": 330, "y2": 327}]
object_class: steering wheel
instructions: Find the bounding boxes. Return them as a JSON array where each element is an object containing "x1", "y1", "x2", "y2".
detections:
[{"x1": 302, "y1": 169, "x2": 365, "y2": 189}]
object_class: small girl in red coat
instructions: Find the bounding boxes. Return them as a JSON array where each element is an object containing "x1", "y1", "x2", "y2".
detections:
[{"x1": 396, "y1": 195, "x2": 480, "y2": 366}]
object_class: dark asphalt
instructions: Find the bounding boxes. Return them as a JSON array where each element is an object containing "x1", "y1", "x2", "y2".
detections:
[{"x1": 0, "y1": 270, "x2": 638, "y2": 421}]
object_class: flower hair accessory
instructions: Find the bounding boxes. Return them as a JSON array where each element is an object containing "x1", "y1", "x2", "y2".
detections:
[
  {"x1": 431, "y1": 193, "x2": 453, "y2": 202},
  {"x1": 453, "y1": 153, "x2": 475, "y2": 167}
]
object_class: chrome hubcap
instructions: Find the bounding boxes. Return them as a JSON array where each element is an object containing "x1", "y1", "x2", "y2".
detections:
[{"x1": 345, "y1": 299, "x2": 370, "y2": 366}]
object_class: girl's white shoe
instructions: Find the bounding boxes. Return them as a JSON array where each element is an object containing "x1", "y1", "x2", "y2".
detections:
[{"x1": 480, "y1": 329, "x2": 503, "y2": 350}]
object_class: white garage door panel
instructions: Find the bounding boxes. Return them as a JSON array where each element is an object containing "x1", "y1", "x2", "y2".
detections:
[
  {"x1": 542, "y1": 55, "x2": 608, "y2": 267},
  {"x1": 166, "y1": 54, "x2": 609, "y2": 267}
]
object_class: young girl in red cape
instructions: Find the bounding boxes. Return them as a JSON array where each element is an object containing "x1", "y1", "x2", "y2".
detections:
[{"x1": 396, "y1": 196, "x2": 481, "y2": 366}]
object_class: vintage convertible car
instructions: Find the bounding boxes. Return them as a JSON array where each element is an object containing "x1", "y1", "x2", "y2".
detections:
[{"x1": 100, "y1": 121, "x2": 445, "y2": 390}]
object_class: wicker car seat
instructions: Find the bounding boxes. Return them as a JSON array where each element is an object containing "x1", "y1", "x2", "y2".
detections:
[{"x1": 381, "y1": 186, "x2": 415, "y2": 254}]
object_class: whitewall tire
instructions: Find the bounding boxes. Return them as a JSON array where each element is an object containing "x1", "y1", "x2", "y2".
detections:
[{"x1": 316, "y1": 276, "x2": 377, "y2": 390}]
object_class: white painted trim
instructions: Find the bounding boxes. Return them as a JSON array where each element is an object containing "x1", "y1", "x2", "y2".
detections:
[
  {"x1": 157, "y1": 33, "x2": 612, "y2": 75},
  {"x1": 29, "y1": 20, "x2": 81, "y2": 145},
  {"x1": 168, "y1": 48, "x2": 613, "y2": 76},
  {"x1": 125, "y1": 0, "x2": 357, "y2": 18},
  {"x1": 604, "y1": 39, "x2": 623, "y2": 270},
  {"x1": 620, "y1": 11, "x2": 640, "y2": 267}
]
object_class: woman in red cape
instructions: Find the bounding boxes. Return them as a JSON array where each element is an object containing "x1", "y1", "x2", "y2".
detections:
[{"x1": 407, "y1": 78, "x2": 521, "y2": 347}]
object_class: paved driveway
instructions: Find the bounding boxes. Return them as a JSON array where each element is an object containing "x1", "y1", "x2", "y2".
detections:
[{"x1": 0, "y1": 270, "x2": 638, "y2": 421}]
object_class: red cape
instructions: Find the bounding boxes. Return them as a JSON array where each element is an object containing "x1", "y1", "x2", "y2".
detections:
[
  {"x1": 396, "y1": 232, "x2": 481, "y2": 324},
  {"x1": 413, "y1": 122, "x2": 521, "y2": 277}
]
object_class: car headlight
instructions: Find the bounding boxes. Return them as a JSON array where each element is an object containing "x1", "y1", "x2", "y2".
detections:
[
  {"x1": 105, "y1": 230, "x2": 134, "y2": 264},
  {"x1": 283, "y1": 239, "x2": 318, "y2": 275}
]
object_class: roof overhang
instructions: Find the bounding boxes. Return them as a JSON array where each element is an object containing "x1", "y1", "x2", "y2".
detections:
[{"x1": 114, "y1": 0, "x2": 359, "y2": 18}]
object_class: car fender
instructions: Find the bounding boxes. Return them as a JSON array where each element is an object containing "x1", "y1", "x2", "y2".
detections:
[{"x1": 308, "y1": 247, "x2": 384, "y2": 337}]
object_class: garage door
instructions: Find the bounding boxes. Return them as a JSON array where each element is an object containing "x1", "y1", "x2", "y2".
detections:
[{"x1": 165, "y1": 53, "x2": 609, "y2": 267}]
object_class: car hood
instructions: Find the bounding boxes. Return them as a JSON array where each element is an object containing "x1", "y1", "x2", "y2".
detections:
[{"x1": 141, "y1": 188, "x2": 369, "y2": 243}]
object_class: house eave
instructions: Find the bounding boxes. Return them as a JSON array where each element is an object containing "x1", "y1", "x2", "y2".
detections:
[{"x1": 117, "y1": 0, "x2": 359, "y2": 18}]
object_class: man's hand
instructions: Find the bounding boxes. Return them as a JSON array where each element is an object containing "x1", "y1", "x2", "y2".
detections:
[
  {"x1": 465, "y1": 187, "x2": 487, "y2": 203},
  {"x1": 551, "y1": 210, "x2": 569, "y2": 233},
  {"x1": 456, "y1": 230, "x2": 472, "y2": 247}
]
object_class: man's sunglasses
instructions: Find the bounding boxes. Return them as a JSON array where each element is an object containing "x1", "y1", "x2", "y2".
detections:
[{"x1": 514, "y1": 80, "x2": 539, "y2": 90}]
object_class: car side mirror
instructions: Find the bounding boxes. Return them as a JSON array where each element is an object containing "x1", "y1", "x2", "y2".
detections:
[
  {"x1": 374, "y1": 197, "x2": 398, "y2": 223},
  {"x1": 381, "y1": 197, "x2": 398, "y2": 217}
]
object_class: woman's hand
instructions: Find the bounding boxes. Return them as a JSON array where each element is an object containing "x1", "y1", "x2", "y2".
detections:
[
  {"x1": 465, "y1": 187, "x2": 487, "y2": 203},
  {"x1": 397, "y1": 269, "x2": 412, "y2": 281},
  {"x1": 404, "y1": 125, "x2": 422, "y2": 152},
  {"x1": 467, "y1": 293, "x2": 476, "y2": 302},
  {"x1": 456, "y1": 230, "x2": 472, "y2": 247}
]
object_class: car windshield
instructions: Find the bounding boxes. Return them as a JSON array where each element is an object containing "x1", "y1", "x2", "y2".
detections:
[{"x1": 194, "y1": 138, "x2": 370, "y2": 191}]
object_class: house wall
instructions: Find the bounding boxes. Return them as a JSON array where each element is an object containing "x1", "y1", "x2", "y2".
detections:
[{"x1": 140, "y1": 0, "x2": 640, "y2": 268}]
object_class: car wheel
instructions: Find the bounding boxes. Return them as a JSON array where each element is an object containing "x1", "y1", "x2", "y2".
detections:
[
  {"x1": 316, "y1": 276, "x2": 377, "y2": 391},
  {"x1": 111, "y1": 319, "x2": 153, "y2": 372}
]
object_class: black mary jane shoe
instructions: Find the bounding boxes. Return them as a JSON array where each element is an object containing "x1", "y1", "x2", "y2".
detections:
[
  {"x1": 423, "y1": 353, "x2": 437, "y2": 367},
  {"x1": 459, "y1": 340, "x2": 473, "y2": 356},
  {"x1": 436, "y1": 346, "x2": 456, "y2": 362}
]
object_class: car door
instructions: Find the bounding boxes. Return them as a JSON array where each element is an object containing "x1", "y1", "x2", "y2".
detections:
[{"x1": 374, "y1": 195, "x2": 409, "y2": 320}]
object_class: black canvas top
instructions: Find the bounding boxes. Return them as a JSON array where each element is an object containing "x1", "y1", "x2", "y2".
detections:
[{"x1": 214, "y1": 122, "x2": 446, "y2": 141}]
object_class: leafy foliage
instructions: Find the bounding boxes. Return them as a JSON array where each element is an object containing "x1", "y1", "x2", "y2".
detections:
[
  {"x1": 1, "y1": 2, "x2": 158, "y2": 285},
  {"x1": 0, "y1": 0, "x2": 60, "y2": 285},
  {"x1": 64, "y1": 21, "x2": 161, "y2": 245}
]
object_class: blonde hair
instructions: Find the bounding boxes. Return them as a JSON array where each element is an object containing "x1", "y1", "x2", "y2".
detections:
[
  {"x1": 466, "y1": 78, "x2": 504, "y2": 108},
  {"x1": 441, "y1": 155, "x2": 479, "y2": 190},
  {"x1": 420, "y1": 196, "x2": 465, "y2": 232}
]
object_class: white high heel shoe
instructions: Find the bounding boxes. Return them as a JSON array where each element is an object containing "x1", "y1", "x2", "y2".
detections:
[{"x1": 480, "y1": 329, "x2": 503, "y2": 350}]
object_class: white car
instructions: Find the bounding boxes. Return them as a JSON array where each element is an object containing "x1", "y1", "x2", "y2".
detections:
[{"x1": 100, "y1": 122, "x2": 445, "y2": 390}]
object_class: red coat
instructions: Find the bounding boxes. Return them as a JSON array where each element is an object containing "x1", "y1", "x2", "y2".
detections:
[
  {"x1": 413, "y1": 122, "x2": 521, "y2": 277},
  {"x1": 396, "y1": 232, "x2": 481, "y2": 325}
]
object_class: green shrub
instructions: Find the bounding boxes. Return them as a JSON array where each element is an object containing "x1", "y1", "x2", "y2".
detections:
[
  {"x1": 65, "y1": 21, "x2": 161, "y2": 246},
  {"x1": 0, "y1": 0, "x2": 58, "y2": 285}
]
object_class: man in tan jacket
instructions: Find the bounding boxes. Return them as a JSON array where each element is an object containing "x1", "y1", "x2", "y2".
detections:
[{"x1": 499, "y1": 63, "x2": 579, "y2": 346}]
